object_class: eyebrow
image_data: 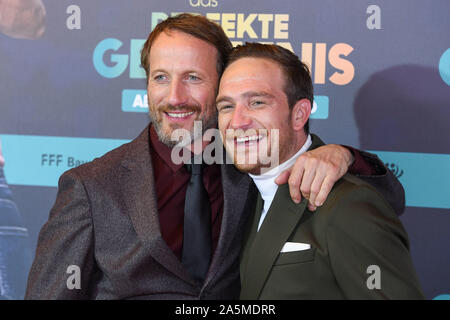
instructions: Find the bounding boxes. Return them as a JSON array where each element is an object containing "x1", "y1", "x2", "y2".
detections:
[
  {"x1": 150, "y1": 69, "x2": 203, "y2": 75},
  {"x1": 216, "y1": 91, "x2": 275, "y2": 104}
]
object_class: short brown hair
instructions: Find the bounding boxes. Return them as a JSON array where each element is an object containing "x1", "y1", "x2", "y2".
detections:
[
  {"x1": 141, "y1": 13, "x2": 232, "y2": 81},
  {"x1": 227, "y1": 42, "x2": 313, "y2": 133}
]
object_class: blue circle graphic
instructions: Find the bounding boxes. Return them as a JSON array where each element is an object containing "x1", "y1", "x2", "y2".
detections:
[{"x1": 439, "y1": 49, "x2": 450, "y2": 86}]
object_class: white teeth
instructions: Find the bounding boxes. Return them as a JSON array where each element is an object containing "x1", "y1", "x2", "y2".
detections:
[
  {"x1": 236, "y1": 135, "x2": 263, "y2": 143},
  {"x1": 167, "y1": 111, "x2": 194, "y2": 118}
]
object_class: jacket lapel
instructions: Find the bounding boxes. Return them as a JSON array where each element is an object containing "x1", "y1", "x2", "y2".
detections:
[
  {"x1": 240, "y1": 192, "x2": 264, "y2": 280},
  {"x1": 240, "y1": 182, "x2": 308, "y2": 299},
  {"x1": 119, "y1": 126, "x2": 195, "y2": 285},
  {"x1": 240, "y1": 134, "x2": 326, "y2": 298},
  {"x1": 309, "y1": 134, "x2": 325, "y2": 151},
  {"x1": 204, "y1": 161, "x2": 255, "y2": 286}
]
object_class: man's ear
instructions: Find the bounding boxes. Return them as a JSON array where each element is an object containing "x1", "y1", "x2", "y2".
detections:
[{"x1": 290, "y1": 98, "x2": 311, "y2": 131}]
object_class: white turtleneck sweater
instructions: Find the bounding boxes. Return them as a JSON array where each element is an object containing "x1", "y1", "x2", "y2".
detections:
[{"x1": 249, "y1": 134, "x2": 312, "y2": 231}]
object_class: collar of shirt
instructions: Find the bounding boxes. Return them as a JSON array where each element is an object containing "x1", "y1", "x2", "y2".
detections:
[
  {"x1": 249, "y1": 134, "x2": 312, "y2": 231},
  {"x1": 149, "y1": 125, "x2": 186, "y2": 173},
  {"x1": 148, "y1": 124, "x2": 224, "y2": 259}
]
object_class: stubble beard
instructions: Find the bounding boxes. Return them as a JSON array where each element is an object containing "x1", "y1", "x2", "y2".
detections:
[{"x1": 149, "y1": 103, "x2": 218, "y2": 148}]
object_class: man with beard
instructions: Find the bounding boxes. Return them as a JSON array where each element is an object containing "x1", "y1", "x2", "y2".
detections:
[
  {"x1": 216, "y1": 43, "x2": 423, "y2": 299},
  {"x1": 26, "y1": 14, "x2": 404, "y2": 299}
]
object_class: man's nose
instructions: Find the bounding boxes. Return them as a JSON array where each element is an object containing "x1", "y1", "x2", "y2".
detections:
[
  {"x1": 230, "y1": 104, "x2": 252, "y2": 130},
  {"x1": 167, "y1": 79, "x2": 188, "y2": 107}
]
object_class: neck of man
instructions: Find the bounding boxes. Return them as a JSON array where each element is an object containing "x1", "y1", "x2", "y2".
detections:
[
  {"x1": 251, "y1": 130, "x2": 308, "y2": 175},
  {"x1": 248, "y1": 132, "x2": 311, "y2": 228},
  {"x1": 280, "y1": 131, "x2": 308, "y2": 167},
  {"x1": 249, "y1": 133, "x2": 311, "y2": 181}
]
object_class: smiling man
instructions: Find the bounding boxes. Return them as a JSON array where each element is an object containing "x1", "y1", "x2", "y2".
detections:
[
  {"x1": 26, "y1": 14, "x2": 405, "y2": 299},
  {"x1": 217, "y1": 43, "x2": 424, "y2": 299},
  {"x1": 146, "y1": 30, "x2": 219, "y2": 148}
]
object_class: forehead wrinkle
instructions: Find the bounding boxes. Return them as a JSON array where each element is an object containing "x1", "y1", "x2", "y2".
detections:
[
  {"x1": 149, "y1": 31, "x2": 218, "y2": 78},
  {"x1": 242, "y1": 91, "x2": 275, "y2": 99},
  {"x1": 216, "y1": 91, "x2": 274, "y2": 105},
  {"x1": 216, "y1": 95, "x2": 234, "y2": 104}
]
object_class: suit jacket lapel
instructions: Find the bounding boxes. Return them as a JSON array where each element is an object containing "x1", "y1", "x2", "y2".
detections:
[
  {"x1": 240, "y1": 192, "x2": 263, "y2": 281},
  {"x1": 309, "y1": 134, "x2": 325, "y2": 151},
  {"x1": 119, "y1": 126, "x2": 195, "y2": 285},
  {"x1": 240, "y1": 183, "x2": 308, "y2": 299},
  {"x1": 205, "y1": 161, "x2": 255, "y2": 286},
  {"x1": 240, "y1": 134, "x2": 326, "y2": 298}
]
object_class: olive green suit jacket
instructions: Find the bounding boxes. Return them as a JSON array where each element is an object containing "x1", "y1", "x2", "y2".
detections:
[{"x1": 240, "y1": 135, "x2": 424, "y2": 300}]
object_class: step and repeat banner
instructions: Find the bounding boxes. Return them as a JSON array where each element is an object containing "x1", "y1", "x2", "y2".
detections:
[{"x1": 0, "y1": 0, "x2": 449, "y2": 299}]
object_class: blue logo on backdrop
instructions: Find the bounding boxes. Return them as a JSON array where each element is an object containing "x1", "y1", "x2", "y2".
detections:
[
  {"x1": 122, "y1": 90, "x2": 148, "y2": 113},
  {"x1": 385, "y1": 163, "x2": 404, "y2": 179},
  {"x1": 0, "y1": 135, "x2": 128, "y2": 187},
  {"x1": 372, "y1": 151, "x2": 450, "y2": 209},
  {"x1": 93, "y1": 38, "x2": 146, "y2": 79},
  {"x1": 439, "y1": 48, "x2": 450, "y2": 86},
  {"x1": 310, "y1": 96, "x2": 329, "y2": 119}
]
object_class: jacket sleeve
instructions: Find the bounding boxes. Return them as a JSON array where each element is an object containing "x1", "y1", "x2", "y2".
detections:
[
  {"x1": 347, "y1": 147, "x2": 405, "y2": 216},
  {"x1": 25, "y1": 169, "x2": 98, "y2": 299},
  {"x1": 326, "y1": 184, "x2": 424, "y2": 299},
  {"x1": 0, "y1": 168, "x2": 32, "y2": 300}
]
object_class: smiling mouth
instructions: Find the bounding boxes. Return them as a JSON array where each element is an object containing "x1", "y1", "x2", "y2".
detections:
[
  {"x1": 231, "y1": 134, "x2": 265, "y2": 147},
  {"x1": 165, "y1": 111, "x2": 195, "y2": 119}
]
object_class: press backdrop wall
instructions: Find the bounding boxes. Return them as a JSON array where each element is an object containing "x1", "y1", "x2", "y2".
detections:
[{"x1": 0, "y1": 0, "x2": 449, "y2": 299}]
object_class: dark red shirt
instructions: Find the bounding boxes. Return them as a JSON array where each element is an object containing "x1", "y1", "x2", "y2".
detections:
[
  {"x1": 149, "y1": 126, "x2": 373, "y2": 261},
  {"x1": 149, "y1": 126, "x2": 223, "y2": 260}
]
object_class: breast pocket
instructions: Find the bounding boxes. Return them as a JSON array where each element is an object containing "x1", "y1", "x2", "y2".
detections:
[{"x1": 274, "y1": 248, "x2": 316, "y2": 266}]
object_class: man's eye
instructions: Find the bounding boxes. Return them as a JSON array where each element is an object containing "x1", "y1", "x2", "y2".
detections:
[
  {"x1": 218, "y1": 105, "x2": 233, "y2": 112},
  {"x1": 188, "y1": 75, "x2": 200, "y2": 81},
  {"x1": 154, "y1": 74, "x2": 166, "y2": 81},
  {"x1": 251, "y1": 100, "x2": 265, "y2": 107}
]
